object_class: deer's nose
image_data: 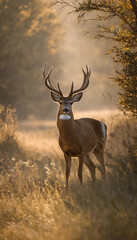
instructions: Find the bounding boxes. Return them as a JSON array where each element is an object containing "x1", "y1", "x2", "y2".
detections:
[{"x1": 63, "y1": 108, "x2": 69, "y2": 113}]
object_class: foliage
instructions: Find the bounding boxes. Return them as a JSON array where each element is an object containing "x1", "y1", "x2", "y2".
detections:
[
  {"x1": 0, "y1": 108, "x2": 137, "y2": 239},
  {"x1": 0, "y1": 105, "x2": 21, "y2": 173},
  {"x1": 0, "y1": 0, "x2": 63, "y2": 118},
  {"x1": 53, "y1": 0, "x2": 137, "y2": 116},
  {"x1": 0, "y1": 105, "x2": 17, "y2": 143}
]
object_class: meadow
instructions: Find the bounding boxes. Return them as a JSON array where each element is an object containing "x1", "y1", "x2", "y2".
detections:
[{"x1": 0, "y1": 105, "x2": 137, "y2": 240}]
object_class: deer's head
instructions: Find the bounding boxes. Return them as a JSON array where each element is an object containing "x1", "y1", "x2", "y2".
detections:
[{"x1": 43, "y1": 65, "x2": 91, "y2": 120}]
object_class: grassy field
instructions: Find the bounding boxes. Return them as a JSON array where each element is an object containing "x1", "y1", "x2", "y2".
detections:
[{"x1": 0, "y1": 106, "x2": 137, "y2": 240}]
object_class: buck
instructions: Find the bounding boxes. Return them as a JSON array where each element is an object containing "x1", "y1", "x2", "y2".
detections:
[{"x1": 43, "y1": 65, "x2": 107, "y2": 189}]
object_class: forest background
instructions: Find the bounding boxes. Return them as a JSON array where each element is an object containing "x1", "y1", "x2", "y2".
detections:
[
  {"x1": 0, "y1": 1, "x2": 137, "y2": 239},
  {"x1": 1, "y1": 0, "x2": 131, "y2": 120}
]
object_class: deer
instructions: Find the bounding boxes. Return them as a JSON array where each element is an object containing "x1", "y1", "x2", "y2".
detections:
[{"x1": 43, "y1": 64, "x2": 107, "y2": 189}]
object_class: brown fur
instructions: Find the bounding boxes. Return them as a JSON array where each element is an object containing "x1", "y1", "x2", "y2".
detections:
[
  {"x1": 57, "y1": 105, "x2": 107, "y2": 189},
  {"x1": 43, "y1": 65, "x2": 107, "y2": 189}
]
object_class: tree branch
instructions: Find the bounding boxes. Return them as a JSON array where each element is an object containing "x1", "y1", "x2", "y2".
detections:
[{"x1": 130, "y1": 0, "x2": 137, "y2": 21}]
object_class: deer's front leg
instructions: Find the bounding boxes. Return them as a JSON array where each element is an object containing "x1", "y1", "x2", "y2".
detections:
[
  {"x1": 78, "y1": 154, "x2": 84, "y2": 185},
  {"x1": 64, "y1": 153, "x2": 71, "y2": 190}
]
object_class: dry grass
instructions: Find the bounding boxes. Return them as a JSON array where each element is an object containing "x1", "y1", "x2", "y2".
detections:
[{"x1": 0, "y1": 105, "x2": 137, "y2": 240}]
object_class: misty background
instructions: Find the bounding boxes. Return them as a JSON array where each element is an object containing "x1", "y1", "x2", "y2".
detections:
[
  {"x1": 0, "y1": 0, "x2": 118, "y2": 120},
  {"x1": 55, "y1": 9, "x2": 118, "y2": 113}
]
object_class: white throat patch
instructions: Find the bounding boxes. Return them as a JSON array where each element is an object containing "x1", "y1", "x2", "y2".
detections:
[{"x1": 59, "y1": 114, "x2": 71, "y2": 120}]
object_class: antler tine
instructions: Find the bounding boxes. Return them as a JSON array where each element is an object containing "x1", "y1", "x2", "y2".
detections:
[
  {"x1": 43, "y1": 64, "x2": 63, "y2": 96},
  {"x1": 57, "y1": 83, "x2": 63, "y2": 96},
  {"x1": 68, "y1": 82, "x2": 74, "y2": 97},
  {"x1": 42, "y1": 64, "x2": 52, "y2": 79},
  {"x1": 86, "y1": 65, "x2": 91, "y2": 78},
  {"x1": 68, "y1": 66, "x2": 91, "y2": 97}
]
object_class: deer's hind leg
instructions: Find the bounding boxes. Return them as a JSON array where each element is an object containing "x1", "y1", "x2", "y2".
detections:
[
  {"x1": 93, "y1": 147, "x2": 106, "y2": 180},
  {"x1": 83, "y1": 154, "x2": 96, "y2": 182}
]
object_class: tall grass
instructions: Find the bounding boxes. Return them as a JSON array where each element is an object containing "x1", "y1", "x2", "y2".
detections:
[{"x1": 0, "y1": 105, "x2": 137, "y2": 240}]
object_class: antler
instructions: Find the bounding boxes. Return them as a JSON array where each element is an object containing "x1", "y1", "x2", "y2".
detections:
[
  {"x1": 42, "y1": 64, "x2": 63, "y2": 97},
  {"x1": 68, "y1": 65, "x2": 91, "y2": 97}
]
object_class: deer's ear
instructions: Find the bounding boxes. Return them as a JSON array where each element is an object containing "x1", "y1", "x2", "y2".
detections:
[
  {"x1": 72, "y1": 92, "x2": 83, "y2": 103},
  {"x1": 51, "y1": 92, "x2": 60, "y2": 103}
]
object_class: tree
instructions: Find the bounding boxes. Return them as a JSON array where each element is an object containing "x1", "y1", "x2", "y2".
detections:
[
  {"x1": 53, "y1": 0, "x2": 137, "y2": 116},
  {"x1": 0, "y1": 0, "x2": 63, "y2": 118}
]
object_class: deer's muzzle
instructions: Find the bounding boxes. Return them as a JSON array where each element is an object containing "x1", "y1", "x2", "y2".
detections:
[{"x1": 63, "y1": 108, "x2": 69, "y2": 114}]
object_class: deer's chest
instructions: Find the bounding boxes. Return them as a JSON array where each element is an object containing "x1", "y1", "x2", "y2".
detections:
[{"x1": 59, "y1": 136, "x2": 81, "y2": 157}]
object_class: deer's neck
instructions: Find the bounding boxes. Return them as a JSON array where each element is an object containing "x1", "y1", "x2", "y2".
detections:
[{"x1": 57, "y1": 111, "x2": 76, "y2": 140}]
